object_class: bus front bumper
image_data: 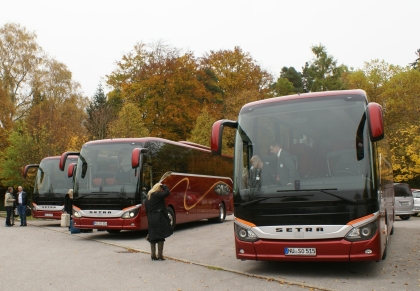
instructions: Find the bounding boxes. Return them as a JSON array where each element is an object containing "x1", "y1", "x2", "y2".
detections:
[
  {"x1": 72, "y1": 216, "x2": 140, "y2": 230},
  {"x1": 235, "y1": 232, "x2": 382, "y2": 262}
]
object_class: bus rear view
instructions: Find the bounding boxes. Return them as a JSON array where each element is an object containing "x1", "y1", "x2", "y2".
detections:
[{"x1": 211, "y1": 89, "x2": 394, "y2": 262}]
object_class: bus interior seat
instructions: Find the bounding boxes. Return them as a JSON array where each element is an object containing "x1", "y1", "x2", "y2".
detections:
[
  {"x1": 106, "y1": 178, "x2": 116, "y2": 185},
  {"x1": 93, "y1": 178, "x2": 103, "y2": 186},
  {"x1": 289, "y1": 143, "x2": 315, "y2": 178}
]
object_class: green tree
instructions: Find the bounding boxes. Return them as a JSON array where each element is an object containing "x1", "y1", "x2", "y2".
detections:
[
  {"x1": 272, "y1": 67, "x2": 303, "y2": 95},
  {"x1": 302, "y1": 44, "x2": 347, "y2": 92},
  {"x1": 84, "y1": 84, "x2": 115, "y2": 140},
  {"x1": 108, "y1": 102, "x2": 149, "y2": 138},
  {"x1": 188, "y1": 107, "x2": 216, "y2": 147},
  {"x1": 409, "y1": 49, "x2": 420, "y2": 71}
]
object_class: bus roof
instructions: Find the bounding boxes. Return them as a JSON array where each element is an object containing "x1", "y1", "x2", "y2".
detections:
[
  {"x1": 240, "y1": 89, "x2": 368, "y2": 113},
  {"x1": 82, "y1": 137, "x2": 211, "y2": 153}
]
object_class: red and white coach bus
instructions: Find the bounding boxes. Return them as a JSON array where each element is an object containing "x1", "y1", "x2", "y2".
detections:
[
  {"x1": 23, "y1": 155, "x2": 78, "y2": 219},
  {"x1": 59, "y1": 138, "x2": 233, "y2": 233},
  {"x1": 211, "y1": 89, "x2": 394, "y2": 262}
]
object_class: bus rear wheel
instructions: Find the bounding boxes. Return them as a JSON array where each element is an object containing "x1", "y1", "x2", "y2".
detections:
[
  {"x1": 166, "y1": 207, "x2": 176, "y2": 231},
  {"x1": 209, "y1": 203, "x2": 225, "y2": 223}
]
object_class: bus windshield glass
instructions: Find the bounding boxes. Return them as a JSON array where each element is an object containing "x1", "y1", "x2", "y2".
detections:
[
  {"x1": 35, "y1": 158, "x2": 77, "y2": 195},
  {"x1": 235, "y1": 94, "x2": 374, "y2": 203},
  {"x1": 75, "y1": 142, "x2": 143, "y2": 198}
]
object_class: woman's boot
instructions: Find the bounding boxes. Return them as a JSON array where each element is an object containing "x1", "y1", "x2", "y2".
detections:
[
  {"x1": 150, "y1": 243, "x2": 158, "y2": 260},
  {"x1": 157, "y1": 241, "x2": 165, "y2": 260}
]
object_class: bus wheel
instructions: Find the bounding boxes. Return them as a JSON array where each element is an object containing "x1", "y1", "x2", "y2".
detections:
[
  {"x1": 167, "y1": 207, "x2": 176, "y2": 231},
  {"x1": 399, "y1": 215, "x2": 411, "y2": 220},
  {"x1": 209, "y1": 203, "x2": 225, "y2": 223},
  {"x1": 106, "y1": 230, "x2": 121, "y2": 234}
]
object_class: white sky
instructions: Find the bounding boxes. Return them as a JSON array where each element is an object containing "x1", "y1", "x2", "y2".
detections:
[{"x1": 1, "y1": 0, "x2": 418, "y2": 98}]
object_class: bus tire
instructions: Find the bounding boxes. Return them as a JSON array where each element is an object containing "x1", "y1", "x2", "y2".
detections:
[
  {"x1": 106, "y1": 230, "x2": 121, "y2": 234},
  {"x1": 209, "y1": 203, "x2": 225, "y2": 223},
  {"x1": 399, "y1": 215, "x2": 411, "y2": 220},
  {"x1": 166, "y1": 207, "x2": 176, "y2": 231}
]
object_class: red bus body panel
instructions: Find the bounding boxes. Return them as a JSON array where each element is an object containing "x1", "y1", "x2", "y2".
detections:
[{"x1": 73, "y1": 173, "x2": 233, "y2": 231}]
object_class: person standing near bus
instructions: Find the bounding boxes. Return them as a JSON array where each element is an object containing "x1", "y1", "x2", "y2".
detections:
[
  {"x1": 247, "y1": 155, "x2": 275, "y2": 188},
  {"x1": 145, "y1": 183, "x2": 173, "y2": 261},
  {"x1": 64, "y1": 189, "x2": 73, "y2": 229},
  {"x1": 4, "y1": 187, "x2": 15, "y2": 227},
  {"x1": 269, "y1": 141, "x2": 298, "y2": 186},
  {"x1": 16, "y1": 186, "x2": 28, "y2": 226}
]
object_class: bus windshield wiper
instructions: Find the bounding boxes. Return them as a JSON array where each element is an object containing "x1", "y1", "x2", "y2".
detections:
[
  {"x1": 276, "y1": 188, "x2": 357, "y2": 204},
  {"x1": 241, "y1": 197, "x2": 270, "y2": 207}
]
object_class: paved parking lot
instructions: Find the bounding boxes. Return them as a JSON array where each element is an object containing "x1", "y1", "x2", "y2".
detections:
[{"x1": 1, "y1": 214, "x2": 420, "y2": 291}]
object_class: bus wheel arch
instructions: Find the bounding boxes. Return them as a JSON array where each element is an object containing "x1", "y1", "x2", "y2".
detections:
[
  {"x1": 166, "y1": 206, "x2": 176, "y2": 231},
  {"x1": 209, "y1": 202, "x2": 226, "y2": 223}
]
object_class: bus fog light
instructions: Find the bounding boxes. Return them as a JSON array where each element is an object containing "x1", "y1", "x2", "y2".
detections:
[
  {"x1": 365, "y1": 249, "x2": 372, "y2": 254},
  {"x1": 239, "y1": 249, "x2": 245, "y2": 254}
]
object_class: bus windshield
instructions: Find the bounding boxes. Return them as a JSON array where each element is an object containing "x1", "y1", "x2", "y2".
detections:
[
  {"x1": 235, "y1": 94, "x2": 374, "y2": 203},
  {"x1": 35, "y1": 158, "x2": 76, "y2": 195},
  {"x1": 75, "y1": 142, "x2": 142, "y2": 199}
]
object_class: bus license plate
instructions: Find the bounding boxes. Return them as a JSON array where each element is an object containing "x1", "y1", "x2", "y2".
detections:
[
  {"x1": 44, "y1": 213, "x2": 53, "y2": 216},
  {"x1": 93, "y1": 221, "x2": 107, "y2": 226},
  {"x1": 285, "y1": 248, "x2": 316, "y2": 256}
]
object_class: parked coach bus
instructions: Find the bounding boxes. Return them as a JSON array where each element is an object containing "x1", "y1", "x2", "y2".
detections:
[
  {"x1": 211, "y1": 89, "x2": 394, "y2": 262},
  {"x1": 23, "y1": 155, "x2": 78, "y2": 219},
  {"x1": 59, "y1": 138, "x2": 234, "y2": 233}
]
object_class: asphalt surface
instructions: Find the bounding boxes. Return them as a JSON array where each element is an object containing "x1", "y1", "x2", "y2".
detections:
[{"x1": 1, "y1": 214, "x2": 420, "y2": 291}]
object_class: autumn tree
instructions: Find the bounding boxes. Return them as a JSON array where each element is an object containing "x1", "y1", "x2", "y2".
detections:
[
  {"x1": 302, "y1": 44, "x2": 348, "y2": 92},
  {"x1": 0, "y1": 23, "x2": 44, "y2": 123},
  {"x1": 200, "y1": 46, "x2": 273, "y2": 121},
  {"x1": 108, "y1": 102, "x2": 149, "y2": 138},
  {"x1": 84, "y1": 84, "x2": 115, "y2": 140},
  {"x1": 107, "y1": 41, "x2": 216, "y2": 141}
]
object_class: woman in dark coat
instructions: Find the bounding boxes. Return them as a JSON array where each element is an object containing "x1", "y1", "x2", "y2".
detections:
[
  {"x1": 145, "y1": 183, "x2": 172, "y2": 260},
  {"x1": 64, "y1": 189, "x2": 73, "y2": 229}
]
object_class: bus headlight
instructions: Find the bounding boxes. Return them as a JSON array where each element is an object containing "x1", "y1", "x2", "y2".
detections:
[
  {"x1": 345, "y1": 220, "x2": 377, "y2": 241},
  {"x1": 234, "y1": 223, "x2": 259, "y2": 242},
  {"x1": 122, "y1": 208, "x2": 139, "y2": 219},
  {"x1": 73, "y1": 211, "x2": 81, "y2": 218}
]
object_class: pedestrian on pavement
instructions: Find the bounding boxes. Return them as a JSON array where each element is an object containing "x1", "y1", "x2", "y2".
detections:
[
  {"x1": 64, "y1": 189, "x2": 73, "y2": 229},
  {"x1": 145, "y1": 182, "x2": 173, "y2": 261},
  {"x1": 16, "y1": 186, "x2": 28, "y2": 226},
  {"x1": 4, "y1": 187, "x2": 15, "y2": 227}
]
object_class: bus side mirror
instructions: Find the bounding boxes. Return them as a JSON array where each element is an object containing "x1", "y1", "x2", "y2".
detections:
[
  {"x1": 367, "y1": 102, "x2": 384, "y2": 142},
  {"x1": 59, "y1": 151, "x2": 80, "y2": 171},
  {"x1": 211, "y1": 119, "x2": 237, "y2": 156},
  {"x1": 132, "y1": 148, "x2": 149, "y2": 168},
  {"x1": 22, "y1": 164, "x2": 39, "y2": 178},
  {"x1": 68, "y1": 163, "x2": 77, "y2": 178}
]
